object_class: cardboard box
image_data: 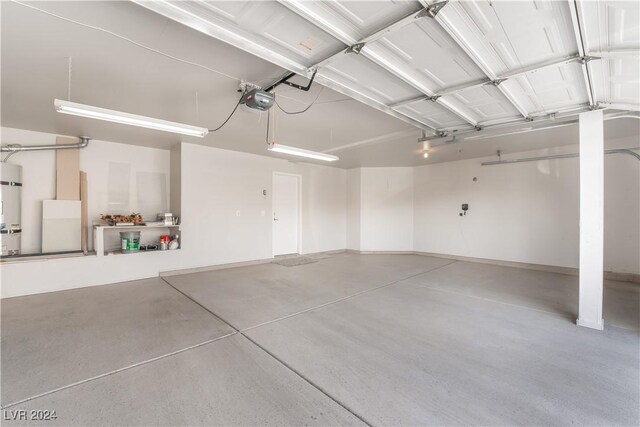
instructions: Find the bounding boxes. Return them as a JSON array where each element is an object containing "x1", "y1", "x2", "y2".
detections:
[{"x1": 56, "y1": 136, "x2": 80, "y2": 200}]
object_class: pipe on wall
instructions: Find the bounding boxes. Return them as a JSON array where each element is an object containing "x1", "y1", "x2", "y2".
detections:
[
  {"x1": 481, "y1": 148, "x2": 640, "y2": 166},
  {"x1": 1, "y1": 136, "x2": 91, "y2": 162}
]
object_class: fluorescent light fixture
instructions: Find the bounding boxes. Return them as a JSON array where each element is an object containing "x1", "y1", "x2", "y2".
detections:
[
  {"x1": 54, "y1": 99, "x2": 208, "y2": 137},
  {"x1": 268, "y1": 143, "x2": 339, "y2": 162}
]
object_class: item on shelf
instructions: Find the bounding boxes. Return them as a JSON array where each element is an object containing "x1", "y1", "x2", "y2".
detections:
[
  {"x1": 140, "y1": 244, "x2": 159, "y2": 251},
  {"x1": 156, "y1": 213, "x2": 173, "y2": 226},
  {"x1": 101, "y1": 213, "x2": 145, "y2": 226},
  {"x1": 169, "y1": 234, "x2": 180, "y2": 250},
  {"x1": 160, "y1": 235, "x2": 170, "y2": 251},
  {"x1": 120, "y1": 231, "x2": 141, "y2": 252}
]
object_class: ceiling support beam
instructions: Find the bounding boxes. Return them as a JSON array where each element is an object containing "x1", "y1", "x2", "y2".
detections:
[
  {"x1": 280, "y1": 0, "x2": 479, "y2": 127},
  {"x1": 567, "y1": 0, "x2": 597, "y2": 108},
  {"x1": 419, "y1": 104, "x2": 606, "y2": 142},
  {"x1": 395, "y1": 54, "x2": 588, "y2": 105}
]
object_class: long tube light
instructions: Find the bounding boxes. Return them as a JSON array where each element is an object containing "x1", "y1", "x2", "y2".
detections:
[
  {"x1": 268, "y1": 143, "x2": 339, "y2": 162},
  {"x1": 54, "y1": 99, "x2": 209, "y2": 137}
]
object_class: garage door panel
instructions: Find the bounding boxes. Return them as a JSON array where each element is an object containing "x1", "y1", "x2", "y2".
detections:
[
  {"x1": 439, "y1": 0, "x2": 579, "y2": 76},
  {"x1": 372, "y1": 19, "x2": 486, "y2": 91},
  {"x1": 135, "y1": 0, "x2": 634, "y2": 131},
  {"x1": 325, "y1": 54, "x2": 421, "y2": 104},
  {"x1": 323, "y1": 0, "x2": 422, "y2": 39},
  {"x1": 489, "y1": 1, "x2": 577, "y2": 63},
  {"x1": 139, "y1": 0, "x2": 344, "y2": 69},
  {"x1": 591, "y1": 57, "x2": 640, "y2": 105},
  {"x1": 260, "y1": 15, "x2": 340, "y2": 61},
  {"x1": 499, "y1": 79, "x2": 540, "y2": 114},
  {"x1": 278, "y1": 0, "x2": 423, "y2": 44},
  {"x1": 446, "y1": 85, "x2": 521, "y2": 123},
  {"x1": 578, "y1": 0, "x2": 639, "y2": 108},
  {"x1": 513, "y1": 62, "x2": 589, "y2": 111},
  {"x1": 200, "y1": 1, "x2": 341, "y2": 62},
  {"x1": 580, "y1": 0, "x2": 640, "y2": 51},
  {"x1": 395, "y1": 100, "x2": 470, "y2": 129}
]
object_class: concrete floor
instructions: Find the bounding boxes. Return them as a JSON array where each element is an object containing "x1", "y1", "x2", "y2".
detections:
[{"x1": 1, "y1": 254, "x2": 638, "y2": 426}]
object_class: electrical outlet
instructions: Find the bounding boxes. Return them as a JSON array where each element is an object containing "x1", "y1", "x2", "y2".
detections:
[{"x1": 236, "y1": 210, "x2": 241, "y2": 217}]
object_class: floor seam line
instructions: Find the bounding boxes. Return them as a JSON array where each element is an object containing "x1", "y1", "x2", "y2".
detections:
[
  {"x1": 161, "y1": 278, "x2": 374, "y2": 425},
  {"x1": 241, "y1": 260, "x2": 459, "y2": 333},
  {"x1": 0, "y1": 332, "x2": 237, "y2": 410},
  {"x1": 240, "y1": 333, "x2": 374, "y2": 426},
  {"x1": 160, "y1": 277, "x2": 243, "y2": 330}
]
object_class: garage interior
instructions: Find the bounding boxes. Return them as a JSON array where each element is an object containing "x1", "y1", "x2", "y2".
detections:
[{"x1": 1, "y1": 0, "x2": 638, "y2": 426}]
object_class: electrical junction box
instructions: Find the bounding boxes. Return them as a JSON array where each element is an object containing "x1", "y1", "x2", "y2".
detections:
[{"x1": 241, "y1": 89, "x2": 274, "y2": 111}]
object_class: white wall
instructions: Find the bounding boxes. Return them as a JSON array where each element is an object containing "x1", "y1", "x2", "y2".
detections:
[
  {"x1": 413, "y1": 140, "x2": 640, "y2": 274},
  {"x1": 178, "y1": 143, "x2": 346, "y2": 269},
  {"x1": 2, "y1": 125, "x2": 636, "y2": 298},
  {"x1": 347, "y1": 167, "x2": 414, "y2": 252},
  {"x1": 1, "y1": 129, "x2": 347, "y2": 298}
]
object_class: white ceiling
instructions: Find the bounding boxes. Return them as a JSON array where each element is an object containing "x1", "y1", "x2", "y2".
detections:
[{"x1": 1, "y1": 0, "x2": 638, "y2": 168}]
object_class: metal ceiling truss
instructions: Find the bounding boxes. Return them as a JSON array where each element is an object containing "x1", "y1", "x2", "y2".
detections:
[
  {"x1": 567, "y1": 0, "x2": 596, "y2": 108},
  {"x1": 134, "y1": 0, "x2": 439, "y2": 132},
  {"x1": 425, "y1": 110, "x2": 639, "y2": 148},
  {"x1": 420, "y1": 104, "x2": 609, "y2": 143},
  {"x1": 135, "y1": 0, "x2": 636, "y2": 139},
  {"x1": 390, "y1": 54, "x2": 592, "y2": 107},
  {"x1": 280, "y1": 0, "x2": 480, "y2": 127}
]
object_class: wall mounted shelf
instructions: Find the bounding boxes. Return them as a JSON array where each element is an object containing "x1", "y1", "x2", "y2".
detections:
[{"x1": 93, "y1": 224, "x2": 180, "y2": 257}]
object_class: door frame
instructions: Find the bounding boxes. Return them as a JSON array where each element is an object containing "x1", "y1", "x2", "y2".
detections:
[{"x1": 272, "y1": 172, "x2": 302, "y2": 257}]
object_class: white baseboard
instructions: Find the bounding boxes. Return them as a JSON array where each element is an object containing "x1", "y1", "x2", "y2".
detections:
[
  {"x1": 160, "y1": 249, "x2": 347, "y2": 278},
  {"x1": 346, "y1": 249, "x2": 415, "y2": 255},
  {"x1": 160, "y1": 258, "x2": 273, "y2": 277},
  {"x1": 345, "y1": 249, "x2": 639, "y2": 284},
  {"x1": 161, "y1": 249, "x2": 638, "y2": 284}
]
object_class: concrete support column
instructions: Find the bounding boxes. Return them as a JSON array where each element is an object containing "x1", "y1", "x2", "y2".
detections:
[{"x1": 577, "y1": 109, "x2": 604, "y2": 330}]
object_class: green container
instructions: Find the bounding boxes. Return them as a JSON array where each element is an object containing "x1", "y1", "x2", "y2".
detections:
[{"x1": 120, "y1": 231, "x2": 141, "y2": 252}]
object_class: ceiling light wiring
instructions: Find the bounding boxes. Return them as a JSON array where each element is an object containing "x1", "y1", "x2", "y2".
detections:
[
  {"x1": 275, "y1": 86, "x2": 324, "y2": 115},
  {"x1": 208, "y1": 90, "x2": 246, "y2": 132}
]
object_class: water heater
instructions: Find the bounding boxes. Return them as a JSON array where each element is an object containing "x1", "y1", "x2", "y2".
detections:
[{"x1": 1, "y1": 163, "x2": 22, "y2": 256}]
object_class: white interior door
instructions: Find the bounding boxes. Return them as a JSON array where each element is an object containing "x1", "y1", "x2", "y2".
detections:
[{"x1": 273, "y1": 173, "x2": 299, "y2": 256}]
